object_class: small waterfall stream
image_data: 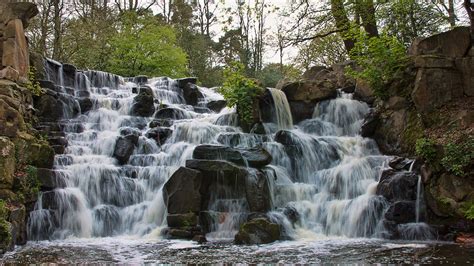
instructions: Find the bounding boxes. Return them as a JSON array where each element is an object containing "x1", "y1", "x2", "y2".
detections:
[{"x1": 27, "y1": 64, "x2": 431, "y2": 243}]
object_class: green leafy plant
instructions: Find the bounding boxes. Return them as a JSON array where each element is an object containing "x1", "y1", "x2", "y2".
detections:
[
  {"x1": 441, "y1": 137, "x2": 474, "y2": 177},
  {"x1": 26, "y1": 66, "x2": 44, "y2": 96},
  {"x1": 465, "y1": 203, "x2": 474, "y2": 220},
  {"x1": 219, "y1": 62, "x2": 264, "y2": 126},
  {"x1": 0, "y1": 199, "x2": 12, "y2": 248},
  {"x1": 415, "y1": 138, "x2": 437, "y2": 163},
  {"x1": 346, "y1": 30, "x2": 408, "y2": 100},
  {"x1": 14, "y1": 165, "x2": 41, "y2": 203}
]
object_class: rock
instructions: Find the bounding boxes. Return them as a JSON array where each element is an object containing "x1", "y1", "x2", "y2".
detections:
[
  {"x1": 0, "y1": 2, "x2": 38, "y2": 28},
  {"x1": 0, "y1": 66, "x2": 19, "y2": 81},
  {"x1": 287, "y1": 100, "x2": 316, "y2": 123},
  {"x1": 0, "y1": 98, "x2": 25, "y2": 137},
  {"x1": 176, "y1": 77, "x2": 197, "y2": 87},
  {"x1": 62, "y1": 64, "x2": 77, "y2": 87},
  {"x1": 280, "y1": 80, "x2": 337, "y2": 102},
  {"x1": 341, "y1": 85, "x2": 355, "y2": 93},
  {"x1": 155, "y1": 107, "x2": 191, "y2": 120},
  {"x1": 182, "y1": 83, "x2": 204, "y2": 106},
  {"x1": 414, "y1": 55, "x2": 455, "y2": 69},
  {"x1": 412, "y1": 68, "x2": 463, "y2": 114},
  {"x1": 145, "y1": 127, "x2": 172, "y2": 145},
  {"x1": 234, "y1": 218, "x2": 280, "y2": 245},
  {"x1": 133, "y1": 75, "x2": 148, "y2": 85},
  {"x1": 37, "y1": 168, "x2": 66, "y2": 191},
  {"x1": 2, "y1": 19, "x2": 30, "y2": 80},
  {"x1": 149, "y1": 119, "x2": 173, "y2": 128},
  {"x1": 302, "y1": 66, "x2": 327, "y2": 80},
  {"x1": 274, "y1": 130, "x2": 299, "y2": 146},
  {"x1": 163, "y1": 167, "x2": 202, "y2": 214},
  {"x1": 331, "y1": 60, "x2": 356, "y2": 88},
  {"x1": 7, "y1": 204, "x2": 26, "y2": 245},
  {"x1": 167, "y1": 213, "x2": 199, "y2": 228},
  {"x1": 354, "y1": 78, "x2": 374, "y2": 104},
  {"x1": 455, "y1": 233, "x2": 474, "y2": 246},
  {"x1": 119, "y1": 127, "x2": 141, "y2": 139},
  {"x1": 376, "y1": 169, "x2": 418, "y2": 202},
  {"x1": 244, "y1": 170, "x2": 272, "y2": 213},
  {"x1": 207, "y1": 100, "x2": 227, "y2": 113},
  {"x1": 388, "y1": 157, "x2": 414, "y2": 171},
  {"x1": 386, "y1": 96, "x2": 408, "y2": 111},
  {"x1": 113, "y1": 136, "x2": 135, "y2": 165},
  {"x1": 78, "y1": 98, "x2": 94, "y2": 113},
  {"x1": 35, "y1": 94, "x2": 65, "y2": 122},
  {"x1": 409, "y1": 26, "x2": 471, "y2": 58},
  {"x1": 0, "y1": 137, "x2": 15, "y2": 189},
  {"x1": 192, "y1": 145, "x2": 272, "y2": 168},
  {"x1": 130, "y1": 86, "x2": 155, "y2": 117},
  {"x1": 216, "y1": 133, "x2": 269, "y2": 148},
  {"x1": 192, "y1": 234, "x2": 207, "y2": 243},
  {"x1": 48, "y1": 136, "x2": 68, "y2": 147},
  {"x1": 384, "y1": 201, "x2": 416, "y2": 223},
  {"x1": 455, "y1": 57, "x2": 474, "y2": 96},
  {"x1": 360, "y1": 109, "x2": 379, "y2": 137},
  {"x1": 168, "y1": 228, "x2": 193, "y2": 239},
  {"x1": 283, "y1": 206, "x2": 300, "y2": 225}
]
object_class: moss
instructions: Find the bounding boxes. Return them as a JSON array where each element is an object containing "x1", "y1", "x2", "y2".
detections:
[
  {"x1": 0, "y1": 200, "x2": 12, "y2": 250},
  {"x1": 401, "y1": 110, "x2": 424, "y2": 155}
]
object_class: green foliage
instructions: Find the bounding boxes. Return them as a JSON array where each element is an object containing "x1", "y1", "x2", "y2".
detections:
[
  {"x1": 107, "y1": 12, "x2": 188, "y2": 77},
  {"x1": 441, "y1": 137, "x2": 474, "y2": 177},
  {"x1": 219, "y1": 62, "x2": 264, "y2": 125},
  {"x1": 0, "y1": 199, "x2": 11, "y2": 248},
  {"x1": 26, "y1": 67, "x2": 44, "y2": 96},
  {"x1": 415, "y1": 138, "x2": 437, "y2": 163},
  {"x1": 465, "y1": 203, "x2": 474, "y2": 220},
  {"x1": 346, "y1": 30, "x2": 408, "y2": 100},
  {"x1": 257, "y1": 63, "x2": 301, "y2": 88},
  {"x1": 15, "y1": 165, "x2": 41, "y2": 203},
  {"x1": 295, "y1": 32, "x2": 348, "y2": 69},
  {"x1": 0, "y1": 200, "x2": 6, "y2": 220}
]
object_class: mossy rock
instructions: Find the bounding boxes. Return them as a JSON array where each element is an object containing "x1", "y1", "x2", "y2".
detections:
[
  {"x1": 14, "y1": 133, "x2": 54, "y2": 169},
  {"x1": 234, "y1": 218, "x2": 280, "y2": 245},
  {"x1": 400, "y1": 109, "x2": 424, "y2": 155},
  {"x1": 0, "y1": 137, "x2": 16, "y2": 189}
]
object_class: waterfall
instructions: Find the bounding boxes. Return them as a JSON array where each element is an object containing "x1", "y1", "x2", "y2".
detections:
[
  {"x1": 29, "y1": 65, "x2": 409, "y2": 242},
  {"x1": 268, "y1": 88, "x2": 293, "y2": 130}
]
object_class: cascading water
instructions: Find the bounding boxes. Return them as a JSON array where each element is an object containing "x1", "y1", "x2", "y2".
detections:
[{"x1": 28, "y1": 62, "x2": 424, "y2": 243}]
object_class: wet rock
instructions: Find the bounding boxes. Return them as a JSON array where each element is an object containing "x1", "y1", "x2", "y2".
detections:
[
  {"x1": 48, "y1": 136, "x2": 68, "y2": 147},
  {"x1": 287, "y1": 100, "x2": 317, "y2": 123},
  {"x1": 167, "y1": 213, "x2": 199, "y2": 228},
  {"x1": 216, "y1": 133, "x2": 269, "y2": 148},
  {"x1": 78, "y1": 98, "x2": 94, "y2": 113},
  {"x1": 376, "y1": 169, "x2": 418, "y2": 202},
  {"x1": 163, "y1": 167, "x2": 202, "y2": 214},
  {"x1": 385, "y1": 201, "x2": 416, "y2": 223},
  {"x1": 130, "y1": 86, "x2": 155, "y2": 117},
  {"x1": 360, "y1": 109, "x2": 379, "y2": 138},
  {"x1": 234, "y1": 218, "x2": 280, "y2": 245},
  {"x1": 149, "y1": 119, "x2": 173, "y2": 128},
  {"x1": 176, "y1": 77, "x2": 197, "y2": 87},
  {"x1": 113, "y1": 136, "x2": 135, "y2": 165},
  {"x1": 8, "y1": 205, "x2": 26, "y2": 245},
  {"x1": 409, "y1": 26, "x2": 471, "y2": 58},
  {"x1": 0, "y1": 137, "x2": 15, "y2": 189},
  {"x1": 119, "y1": 127, "x2": 141, "y2": 139},
  {"x1": 133, "y1": 75, "x2": 148, "y2": 85},
  {"x1": 35, "y1": 94, "x2": 65, "y2": 122},
  {"x1": 388, "y1": 157, "x2": 414, "y2": 171},
  {"x1": 145, "y1": 127, "x2": 172, "y2": 145},
  {"x1": 155, "y1": 107, "x2": 191, "y2": 120},
  {"x1": 192, "y1": 234, "x2": 207, "y2": 243},
  {"x1": 274, "y1": 130, "x2": 299, "y2": 146},
  {"x1": 177, "y1": 77, "x2": 203, "y2": 106},
  {"x1": 0, "y1": 98, "x2": 25, "y2": 137},
  {"x1": 207, "y1": 100, "x2": 227, "y2": 113},
  {"x1": 341, "y1": 85, "x2": 356, "y2": 93},
  {"x1": 37, "y1": 168, "x2": 66, "y2": 191},
  {"x1": 192, "y1": 145, "x2": 272, "y2": 168},
  {"x1": 354, "y1": 79, "x2": 375, "y2": 104},
  {"x1": 244, "y1": 170, "x2": 272, "y2": 213},
  {"x1": 283, "y1": 206, "x2": 300, "y2": 225}
]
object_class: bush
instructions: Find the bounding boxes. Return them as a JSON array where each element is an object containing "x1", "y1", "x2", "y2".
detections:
[
  {"x1": 26, "y1": 67, "x2": 43, "y2": 96},
  {"x1": 346, "y1": 30, "x2": 408, "y2": 100},
  {"x1": 465, "y1": 203, "x2": 474, "y2": 220},
  {"x1": 441, "y1": 137, "x2": 474, "y2": 177},
  {"x1": 415, "y1": 138, "x2": 437, "y2": 163},
  {"x1": 218, "y1": 62, "x2": 264, "y2": 125}
]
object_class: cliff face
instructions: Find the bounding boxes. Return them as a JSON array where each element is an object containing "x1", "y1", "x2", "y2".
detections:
[{"x1": 0, "y1": 3, "x2": 54, "y2": 254}]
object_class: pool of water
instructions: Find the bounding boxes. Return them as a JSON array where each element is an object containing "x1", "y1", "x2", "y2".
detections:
[{"x1": 2, "y1": 237, "x2": 473, "y2": 264}]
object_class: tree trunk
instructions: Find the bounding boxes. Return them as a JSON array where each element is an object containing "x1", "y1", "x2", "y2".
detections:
[
  {"x1": 355, "y1": 0, "x2": 378, "y2": 38},
  {"x1": 448, "y1": 0, "x2": 456, "y2": 27},
  {"x1": 330, "y1": 0, "x2": 355, "y2": 53},
  {"x1": 465, "y1": 0, "x2": 474, "y2": 45},
  {"x1": 52, "y1": 0, "x2": 62, "y2": 61}
]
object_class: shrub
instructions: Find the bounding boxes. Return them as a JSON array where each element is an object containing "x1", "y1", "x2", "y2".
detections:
[
  {"x1": 346, "y1": 30, "x2": 408, "y2": 100},
  {"x1": 26, "y1": 66, "x2": 44, "y2": 96},
  {"x1": 218, "y1": 62, "x2": 264, "y2": 125},
  {"x1": 441, "y1": 137, "x2": 474, "y2": 177},
  {"x1": 465, "y1": 203, "x2": 474, "y2": 220},
  {"x1": 415, "y1": 138, "x2": 437, "y2": 163}
]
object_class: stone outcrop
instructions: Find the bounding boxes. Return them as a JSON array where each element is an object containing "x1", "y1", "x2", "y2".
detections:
[
  {"x1": 0, "y1": 3, "x2": 55, "y2": 254},
  {"x1": 162, "y1": 146, "x2": 274, "y2": 242},
  {"x1": 130, "y1": 86, "x2": 155, "y2": 117},
  {"x1": 234, "y1": 218, "x2": 281, "y2": 245}
]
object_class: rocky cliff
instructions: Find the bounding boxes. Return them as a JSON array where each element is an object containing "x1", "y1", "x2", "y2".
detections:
[{"x1": 0, "y1": 2, "x2": 54, "y2": 254}]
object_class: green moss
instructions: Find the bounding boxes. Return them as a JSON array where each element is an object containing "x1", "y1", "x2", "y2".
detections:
[
  {"x1": 0, "y1": 200, "x2": 12, "y2": 249},
  {"x1": 441, "y1": 137, "x2": 474, "y2": 177},
  {"x1": 402, "y1": 110, "x2": 424, "y2": 155},
  {"x1": 415, "y1": 137, "x2": 437, "y2": 163},
  {"x1": 25, "y1": 67, "x2": 44, "y2": 97}
]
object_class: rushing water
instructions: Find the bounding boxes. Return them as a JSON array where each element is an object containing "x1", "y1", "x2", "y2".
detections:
[{"x1": 5, "y1": 64, "x2": 463, "y2": 262}]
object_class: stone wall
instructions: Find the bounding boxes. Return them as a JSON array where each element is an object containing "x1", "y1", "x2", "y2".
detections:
[{"x1": 0, "y1": 2, "x2": 54, "y2": 254}]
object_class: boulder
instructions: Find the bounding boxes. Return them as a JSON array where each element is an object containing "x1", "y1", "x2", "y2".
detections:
[
  {"x1": 37, "y1": 168, "x2": 66, "y2": 191},
  {"x1": 192, "y1": 145, "x2": 272, "y2": 168},
  {"x1": 376, "y1": 169, "x2": 418, "y2": 202},
  {"x1": 167, "y1": 213, "x2": 199, "y2": 228},
  {"x1": 163, "y1": 167, "x2": 202, "y2": 214},
  {"x1": 409, "y1": 26, "x2": 471, "y2": 58},
  {"x1": 0, "y1": 2, "x2": 38, "y2": 28},
  {"x1": 176, "y1": 77, "x2": 197, "y2": 87},
  {"x1": 360, "y1": 109, "x2": 379, "y2": 138},
  {"x1": 130, "y1": 86, "x2": 155, "y2": 117},
  {"x1": 155, "y1": 107, "x2": 191, "y2": 120},
  {"x1": 0, "y1": 98, "x2": 25, "y2": 137},
  {"x1": 207, "y1": 100, "x2": 227, "y2": 113},
  {"x1": 280, "y1": 80, "x2": 337, "y2": 102},
  {"x1": 0, "y1": 66, "x2": 19, "y2": 81},
  {"x1": 133, "y1": 75, "x2": 148, "y2": 85},
  {"x1": 455, "y1": 57, "x2": 474, "y2": 96},
  {"x1": 234, "y1": 218, "x2": 280, "y2": 245},
  {"x1": 7, "y1": 204, "x2": 26, "y2": 245},
  {"x1": 149, "y1": 119, "x2": 173, "y2": 128},
  {"x1": 414, "y1": 55, "x2": 455, "y2": 69},
  {"x1": 384, "y1": 201, "x2": 416, "y2": 224},
  {"x1": 354, "y1": 78, "x2": 375, "y2": 104},
  {"x1": 412, "y1": 68, "x2": 463, "y2": 113},
  {"x1": 302, "y1": 66, "x2": 327, "y2": 80},
  {"x1": 2, "y1": 19, "x2": 29, "y2": 80},
  {"x1": 35, "y1": 94, "x2": 65, "y2": 122},
  {"x1": 113, "y1": 136, "x2": 135, "y2": 165},
  {"x1": 176, "y1": 78, "x2": 202, "y2": 106},
  {"x1": 287, "y1": 100, "x2": 316, "y2": 123},
  {"x1": 388, "y1": 157, "x2": 414, "y2": 171},
  {"x1": 145, "y1": 127, "x2": 173, "y2": 145},
  {"x1": 0, "y1": 137, "x2": 15, "y2": 189}
]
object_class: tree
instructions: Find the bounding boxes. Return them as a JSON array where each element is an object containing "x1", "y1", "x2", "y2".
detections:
[
  {"x1": 257, "y1": 63, "x2": 301, "y2": 88},
  {"x1": 465, "y1": 0, "x2": 474, "y2": 42},
  {"x1": 107, "y1": 12, "x2": 188, "y2": 77}
]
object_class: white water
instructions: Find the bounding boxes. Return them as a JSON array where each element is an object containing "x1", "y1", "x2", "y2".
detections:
[{"x1": 29, "y1": 65, "x2": 413, "y2": 242}]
